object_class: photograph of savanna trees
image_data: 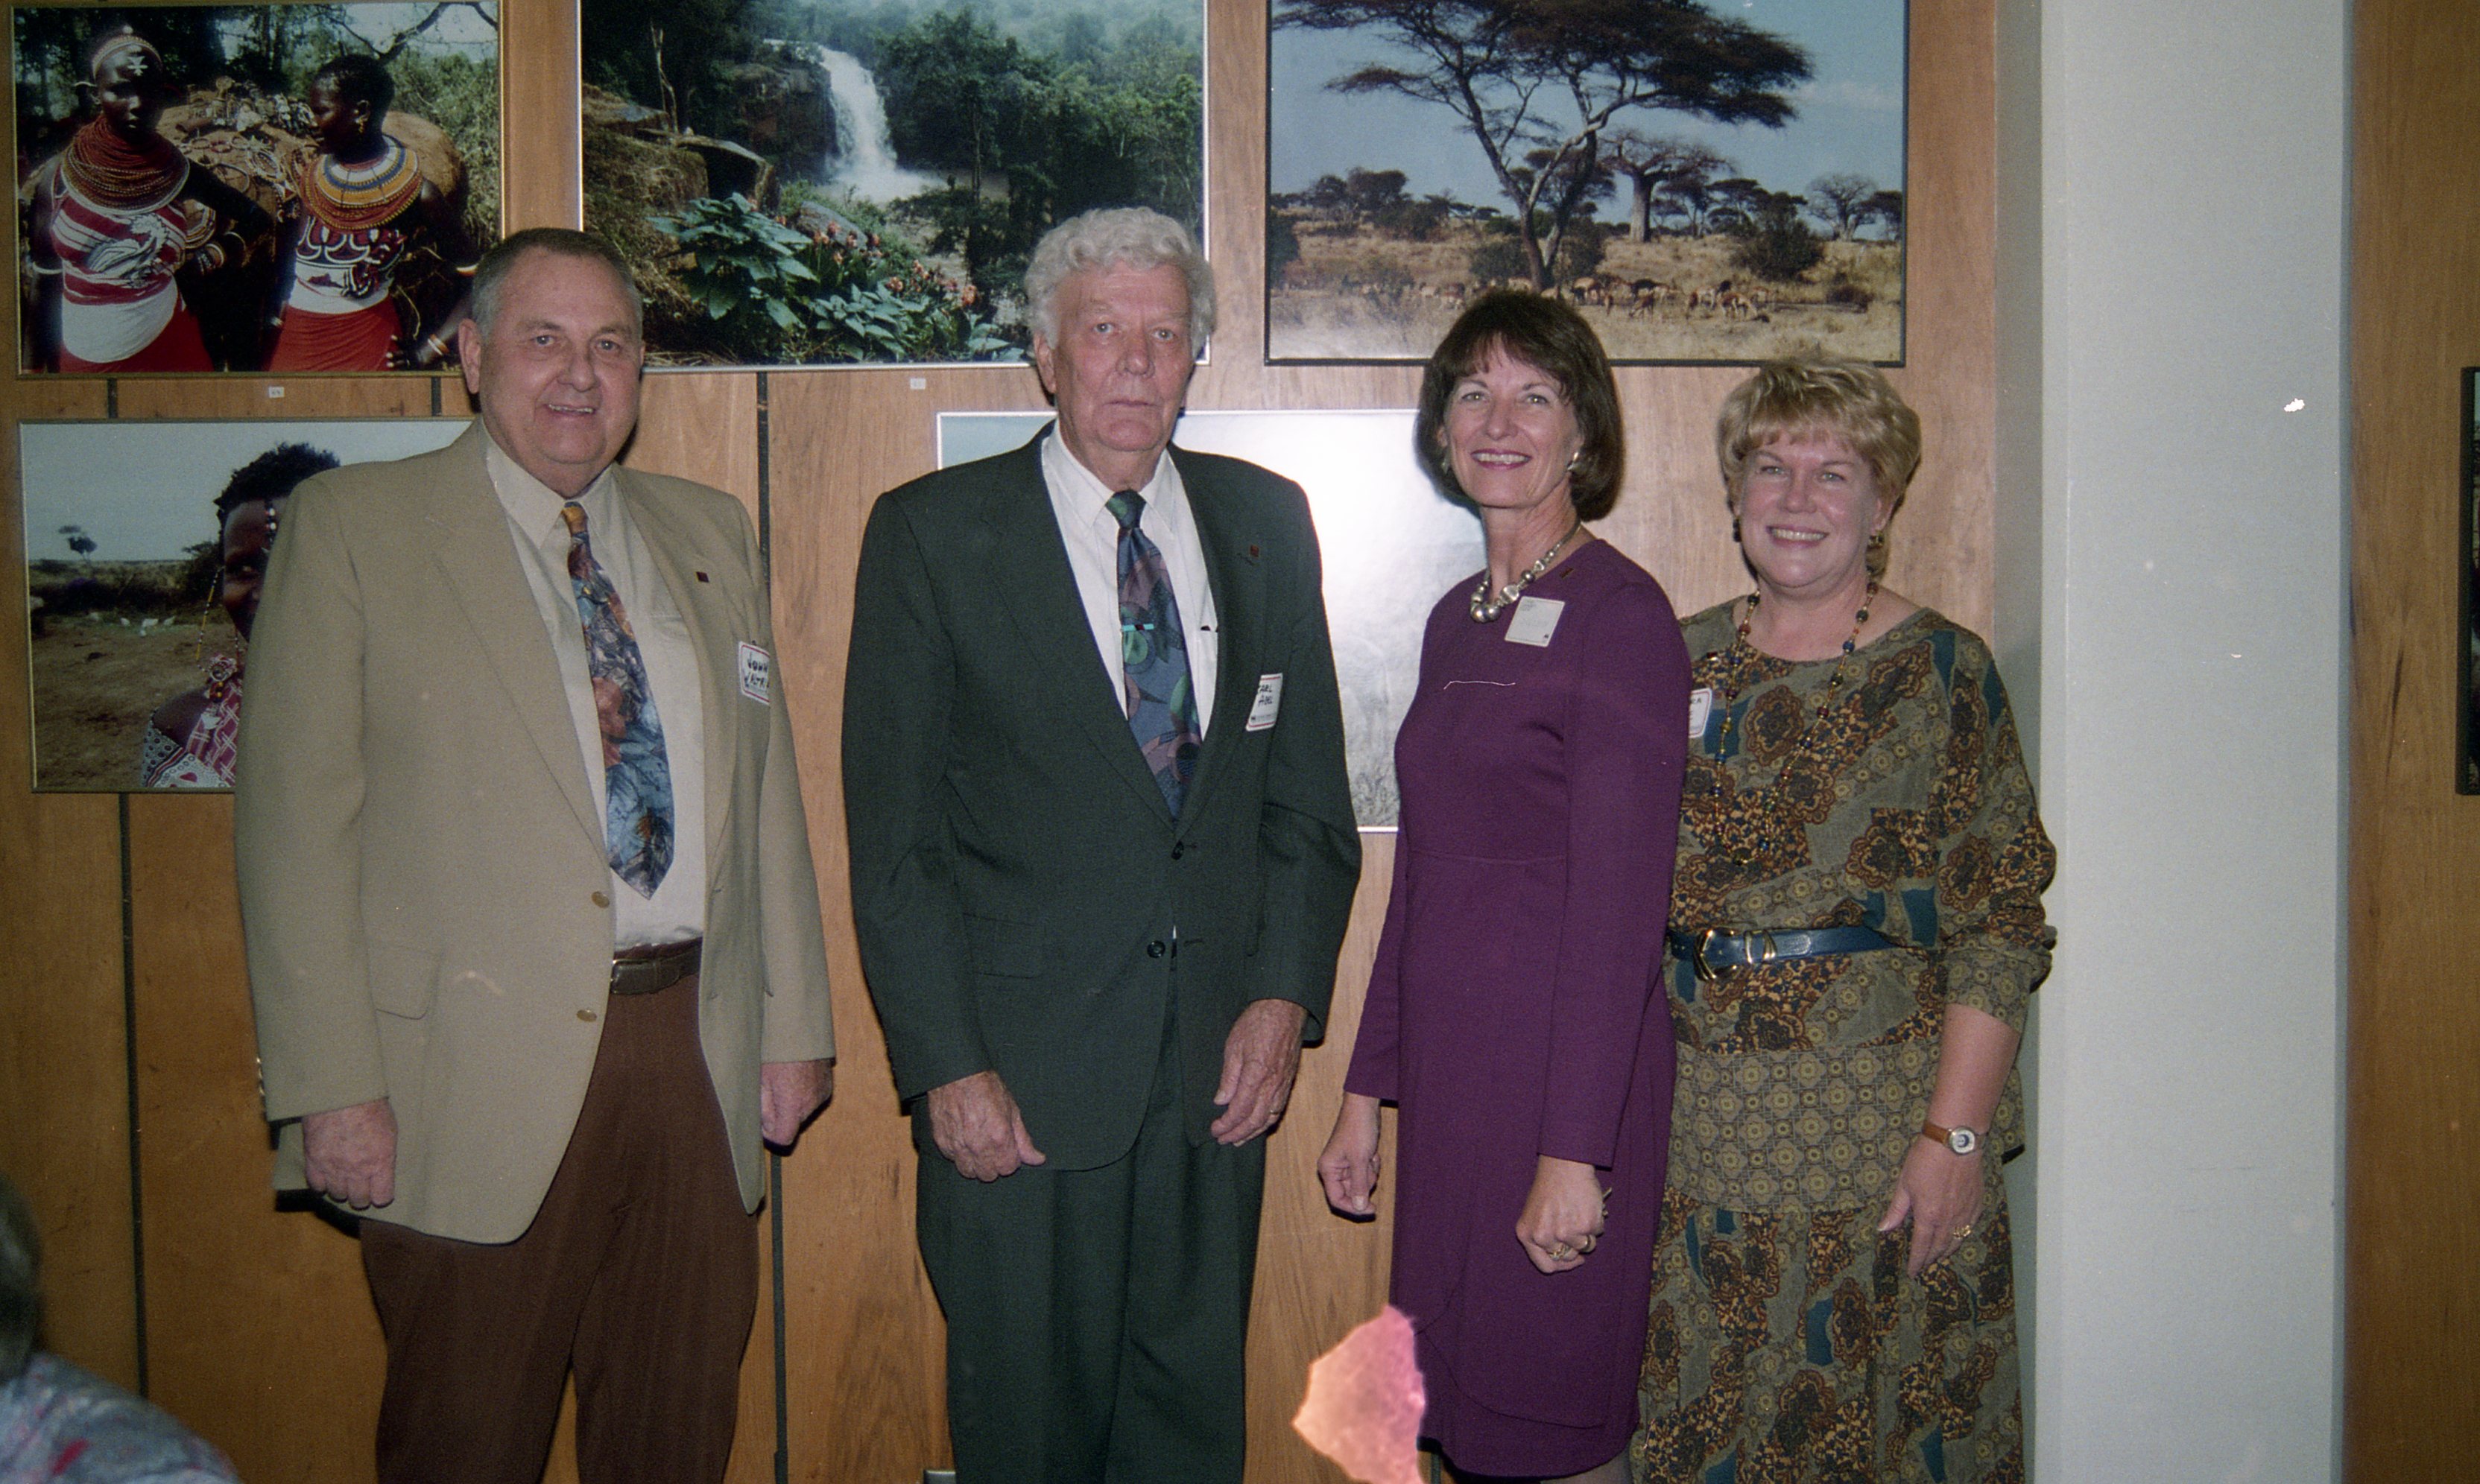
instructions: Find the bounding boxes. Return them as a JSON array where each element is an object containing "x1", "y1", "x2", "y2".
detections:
[
  {"x1": 1268, "y1": 0, "x2": 1906, "y2": 364},
  {"x1": 13, "y1": 3, "x2": 501, "y2": 375},
  {"x1": 580, "y1": 0, "x2": 1203, "y2": 368}
]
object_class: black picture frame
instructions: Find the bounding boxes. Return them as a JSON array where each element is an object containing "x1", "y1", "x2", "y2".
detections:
[{"x1": 2461, "y1": 367, "x2": 2479, "y2": 793}]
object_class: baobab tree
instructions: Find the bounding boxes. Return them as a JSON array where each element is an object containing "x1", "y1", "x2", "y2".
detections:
[
  {"x1": 1808, "y1": 172, "x2": 1879, "y2": 241},
  {"x1": 1602, "y1": 129, "x2": 1730, "y2": 242},
  {"x1": 1277, "y1": 0, "x2": 1810, "y2": 289}
]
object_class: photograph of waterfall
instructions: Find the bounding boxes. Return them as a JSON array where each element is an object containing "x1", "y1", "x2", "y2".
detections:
[
  {"x1": 1267, "y1": 0, "x2": 1907, "y2": 364},
  {"x1": 580, "y1": 0, "x2": 1204, "y2": 369}
]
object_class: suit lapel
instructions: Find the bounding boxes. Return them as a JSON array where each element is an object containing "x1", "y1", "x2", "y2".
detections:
[
  {"x1": 422, "y1": 428, "x2": 604, "y2": 847},
  {"x1": 985, "y1": 433, "x2": 1175, "y2": 824},
  {"x1": 1174, "y1": 449, "x2": 1265, "y2": 833},
  {"x1": 617, "y1": 473, "x2": 739, "y2": 864}
]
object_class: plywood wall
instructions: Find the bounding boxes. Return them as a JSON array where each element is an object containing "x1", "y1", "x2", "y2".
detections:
[
  {"x1": 2347, "y1": 1, "x2": 2480, "y2": 1476},
  {"x1": 0, "y1": 1, "x2": 1998, "y2": 1480}
]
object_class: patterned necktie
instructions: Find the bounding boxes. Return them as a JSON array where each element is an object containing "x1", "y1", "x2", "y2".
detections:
[
  {"x1": 561, "y1": 501, "x2": 674, "y2": 896},
  {"x1": 1107, "y1": 490, "x2": 1201, "y2": 816}
]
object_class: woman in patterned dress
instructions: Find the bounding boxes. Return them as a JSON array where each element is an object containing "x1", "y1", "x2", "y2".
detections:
[
  {"x1": 1320, "y1": 290, "x2": 1689, "y2": 1483},
  {"x1": 265, "y1": 52, "x2": 475, "y2": 371},
  {"x1": 1631, "y1": 359, "x2": 2054, "y2": 1484},
  {"x1": 25, "y1": 28, "x2": 269, "y2": 373},
  {"x1": 139, "y1": 443, "x2": 337, "y2": 789}
]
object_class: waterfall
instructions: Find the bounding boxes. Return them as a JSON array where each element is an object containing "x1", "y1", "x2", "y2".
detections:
[{"x1": 808, "y1": 45, "x2": 940, "y2": 201}]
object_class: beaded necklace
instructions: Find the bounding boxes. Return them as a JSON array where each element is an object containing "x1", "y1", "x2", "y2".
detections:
[
  {"x1": 1707, "y1": 578, "x2": 1876, "y2": 787},
  {"x1": 1470, "y1": 519, "x2": 1584, "y2": 622},
  {"x1": 300, "y1": 138, "x2": 421, "y2": 232},
  {"x1": 62, "y1": 118, "x2": 187, "y2": 212}
]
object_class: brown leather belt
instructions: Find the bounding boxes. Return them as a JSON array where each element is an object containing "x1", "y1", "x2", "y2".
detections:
[{"x1": 610, "y1": 936, "x2": 701, "y2": 995}]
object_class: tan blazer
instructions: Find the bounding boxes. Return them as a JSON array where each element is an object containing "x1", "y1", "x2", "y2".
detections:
[{"x1": 234, "y1": 425, "x2": 833, "y2": 1244}]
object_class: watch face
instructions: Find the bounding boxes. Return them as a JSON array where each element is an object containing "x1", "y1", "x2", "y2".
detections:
[{"x1": 1948, "y1": 1126, "x2": 1980, "y2": 1155}]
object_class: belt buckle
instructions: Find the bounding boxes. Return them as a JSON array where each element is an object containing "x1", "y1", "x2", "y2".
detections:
[{"x1": 1691, "y1": 928, "x2": 1732, "y2": 986}]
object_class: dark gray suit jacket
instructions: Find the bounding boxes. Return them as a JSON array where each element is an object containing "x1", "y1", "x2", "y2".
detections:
[{"x1": 842, "y1": 431, "x2": 1361, "y2": 1168}]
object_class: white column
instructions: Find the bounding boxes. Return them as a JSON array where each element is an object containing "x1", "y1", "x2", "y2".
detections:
[{"x1": 1999, "y1": 1, "x2": 2349, "y2": 1477}]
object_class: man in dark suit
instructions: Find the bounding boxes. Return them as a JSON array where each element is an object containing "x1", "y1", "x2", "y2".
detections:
[
  {"x1": 843, "y1": 207, "x2": 1361, "y2": 1481},
  {"x1": 235, "y1": 228, "x2": 834, "y2": 1483}
]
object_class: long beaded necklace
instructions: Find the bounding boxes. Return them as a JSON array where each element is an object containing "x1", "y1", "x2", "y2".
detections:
[
  {"x1": 1470, "y1": 519, "x2": 1584, "y2": 622},
  {"x1": 1708, "y1": 577, "x2": 1876, "y2": 787},
  {"x1": 62, "y1": 118, "x2": 187, "y2": 212}
]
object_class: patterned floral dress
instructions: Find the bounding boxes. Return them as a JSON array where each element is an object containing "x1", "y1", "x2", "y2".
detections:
[{"x1": 1630, "y1": 605, "x2": 2054, "y2": 1484}]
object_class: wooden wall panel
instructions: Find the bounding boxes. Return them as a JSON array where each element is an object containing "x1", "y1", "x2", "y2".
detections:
[
  {"x1": 1, "y1": 0, "x2": 2002, "y2": 1479},
  {"x1": 2346, "y1": 0, "x2": 2480, "y2": 1475}
]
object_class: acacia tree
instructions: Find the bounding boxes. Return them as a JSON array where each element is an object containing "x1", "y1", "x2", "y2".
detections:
[
  {"x1": 1602, "y1": 129, "x2": 1729, "y2": 242},
  {"x1": 1807, "y1": 171, "x2": 1878, "y2": 241},
  {"x1": 1276, "y1": 0, "x2": 1809, "y2": 288},
  {"x1": 1864, "y1": 188, "x2": 1905, "y2": 241}
]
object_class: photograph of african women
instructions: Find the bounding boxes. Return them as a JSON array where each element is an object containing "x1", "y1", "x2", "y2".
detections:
[
  {"x1": 12, "y1": 3, "x2": 502, "y2": 375},
  {"x1": 2461, "y1": 367, "x2": 2479, "y2": 793},
  {"x1": 940, "y1": 409, "x2": 1484, "y2": 826},
  {"x1": 1267, "y1": 0, "x2": 1908, "y2": 364},
  {"x1": 22, "y1": 418, "x2": 471, "y2": 790},
  {"x1": 580, "y1": 0, "x2": 1204, "y2": 369}
]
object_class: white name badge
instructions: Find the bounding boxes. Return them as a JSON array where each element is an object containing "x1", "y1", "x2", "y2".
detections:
[
  {"x1": 1247, "y1": 673, "x2": 1285, "y2": 732},
  {"x1": 1687, "y1": 687, "x2": 1714, "y2": 740},
  {"x1": 738, "y1": 641, "x2": 772, "y2": 704},
  {"x1": 1504, "y1": 596, "x2": 1565, "y2": 647}
]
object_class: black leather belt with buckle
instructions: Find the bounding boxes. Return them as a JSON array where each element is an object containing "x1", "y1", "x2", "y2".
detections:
[
  {"x1": 1667, "y1": 925, "x2": 1894, "y2": 983},
  {"x1": 610, "y1": 936, "x2": 702, "y2": 995}
]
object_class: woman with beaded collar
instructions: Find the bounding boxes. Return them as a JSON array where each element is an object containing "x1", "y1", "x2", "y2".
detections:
[
  {"x1": 265, "y1": 51, "x2": 476, "y2": 371},
  {"x1": 25, "y1": 27, "x2": 271, "y2": 373},
  {"x1": 1629, "y1": 358, "x2": 2055, "y2": 1484}
]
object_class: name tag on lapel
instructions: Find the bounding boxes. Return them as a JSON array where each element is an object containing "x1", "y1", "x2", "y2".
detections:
[
  {"x1": 1688, "y1": 686, "x2": 1714, "y2": 741},
  {"x1": 1247, "y1": 673, "x2": 1284, "y2": 732},
  {"x1": 1505, "y1": 596, "x2": 1565, "y2": 647},
  {"x1": 737, "y1": 641, "x2": 772, "y2": 704}
]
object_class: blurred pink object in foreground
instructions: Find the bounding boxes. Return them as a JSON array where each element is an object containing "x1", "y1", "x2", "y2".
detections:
[{"x1": 1294, "y1": 1304, "x2": 1425, "y2": 1484}]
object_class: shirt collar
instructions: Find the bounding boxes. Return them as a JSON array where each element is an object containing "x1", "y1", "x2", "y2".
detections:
[
  {"x1": 1041, "y1": 425, "x2": 1174, "y2": 527},
  {"x1": 481, "y1": 429, "x2": 619, "y2": 545}
]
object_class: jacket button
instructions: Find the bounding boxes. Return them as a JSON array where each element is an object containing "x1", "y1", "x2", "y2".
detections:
[
  {"x1": 578, "y1": 1009, "x2": 598, "y2": 1023},
  {"x1": 1171, "y1": 843, "x2": 1185, "y2": 860},
  {"x1": 591, "y1": 891, "x2": 611, "y2": 908},
  {"x1": 1147, "y1": 940, "x2": 1168, "y2": 959}
]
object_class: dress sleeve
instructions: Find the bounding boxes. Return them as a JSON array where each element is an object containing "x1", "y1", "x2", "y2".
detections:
[
  {"x1": 1537, "y1": 578, "x2": 1691, "y2": 1167},
  {"x1": 1343, "y1": 819, "x2": 1414, "y2": 1103},
  {"x1": 1929, "y1": 637, "x2": 2057, "y2": 1031}
]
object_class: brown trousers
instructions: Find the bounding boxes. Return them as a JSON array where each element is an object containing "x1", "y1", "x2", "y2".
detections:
[{"x1": 361, "y1": 974, "x2": 757, "y2": 1484}]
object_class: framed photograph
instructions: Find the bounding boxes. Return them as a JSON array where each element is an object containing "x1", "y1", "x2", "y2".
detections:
[
  {"x1": 13, "y1": 3, "x2": 502, "y2": 375},
  {"x1": 579, "y1": 0, "x2": 1205, "y2": 370},
  {"x1": 2462, "y1": 367, "x2": 2479, "y2": 793},
  {"x1": 939, "y1": 409, "x2": 1481, "y2": 827},
  {"x1": 1268, "y1": 0, "x2": 1908, "y2": 364},
  {"x1": 22, "y1": 417, "x2": 471, "y2": 791}
]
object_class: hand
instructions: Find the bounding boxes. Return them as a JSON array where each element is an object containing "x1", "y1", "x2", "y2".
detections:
[
  {"x1": 759, "y1": 1058, "x2": 833, "y2": 1150},
  {"x1": 302, "y1": 1097, "x2": 397, "y2": 1210},
  {"x1": 926, "y1": 1071, "x2": 1046, "y2": 1182},
  {"x1": 1515, "y1": 1155, "x2": 1607, "y2": 1275},
  {"x1": 1318, "y1": 1093, "x2": 1382, "y2": 1217},
  {"x1": 1879, "y1": 1136, "x2": 1986, "y2": 1278},
  {"x1": 1210, "y1": 998, "x2": 1307, "y2": 1144}
]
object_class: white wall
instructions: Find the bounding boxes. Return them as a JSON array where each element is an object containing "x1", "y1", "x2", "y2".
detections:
[{"x1": 2002, "y1": 1, "x2": 2350, "y2": 1478}]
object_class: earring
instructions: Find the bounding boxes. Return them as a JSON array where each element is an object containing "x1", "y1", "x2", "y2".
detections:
[{"x1": 1730, "y1": 516, "x2": 1742, "y2": 544}]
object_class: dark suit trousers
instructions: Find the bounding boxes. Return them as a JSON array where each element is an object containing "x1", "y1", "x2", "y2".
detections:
[
  {"x1": 916, "y1": 1013, "x2": 1266, "y2": 1484},
  {"x1": 360, "y1": 974, "x2": 757, "y2": 1484}
]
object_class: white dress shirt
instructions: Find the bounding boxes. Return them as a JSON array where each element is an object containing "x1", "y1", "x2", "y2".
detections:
[
  {"x1": 484, "y1": 435, "x2": 707, "y2": 947},
  {"x1": 1040, "y1": 429, "x2": 1221, "y2": 733}
]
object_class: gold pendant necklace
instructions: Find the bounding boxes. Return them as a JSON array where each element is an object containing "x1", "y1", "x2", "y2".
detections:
[{"x1": 1470, "y1": 519, "x2": 1584, "y2": 623}]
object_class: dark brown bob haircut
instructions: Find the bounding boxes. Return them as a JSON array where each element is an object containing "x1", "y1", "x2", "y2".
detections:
[{"x1": 1414, "y1": 289, "x2": 1625, "y2": 520}]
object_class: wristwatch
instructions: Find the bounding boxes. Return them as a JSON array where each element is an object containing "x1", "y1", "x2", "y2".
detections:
[{"x1": 1920, "y1": 1120, "x2": 1981, "y2": 1155}]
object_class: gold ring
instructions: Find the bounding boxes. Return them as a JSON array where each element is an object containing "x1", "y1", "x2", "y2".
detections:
[{"x1": 1954, "y1": 1223, "x2": 1975, "y2": 1239}]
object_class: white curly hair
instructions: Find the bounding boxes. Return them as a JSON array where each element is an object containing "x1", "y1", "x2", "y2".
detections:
[{"x1": 1022, "y1": 207, "x2": 1215, "y2": 349}]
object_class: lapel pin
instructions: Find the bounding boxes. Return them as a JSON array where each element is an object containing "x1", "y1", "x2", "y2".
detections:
[
  {"x1": 695, "y1": 571, "x2": 709, "y2": 583},
  {"x1": 1247, "y1": 543, "x2": 1261, "y2": 561}
]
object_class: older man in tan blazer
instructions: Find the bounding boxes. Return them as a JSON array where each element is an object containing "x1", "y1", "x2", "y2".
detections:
[{"x1": 234, "y1": 227, "x2": 833, "y2": 1484}]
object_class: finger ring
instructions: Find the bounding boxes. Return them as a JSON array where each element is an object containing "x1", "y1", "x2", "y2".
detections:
[
  {"x1": 1548, "y1": 1243, "x2": 1575, "y2": 1261},
  {"x1": 1953, "y1": 1223, "x2": 1975, "y2": 1239}
]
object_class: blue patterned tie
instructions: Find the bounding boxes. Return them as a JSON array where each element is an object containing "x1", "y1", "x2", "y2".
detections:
[
  {"x1": 562, "y1": 501, "x2": 674, "y2": 896},
  {"x1": 1107, "y1": 490, "x2": 1201, "y2": 815}
]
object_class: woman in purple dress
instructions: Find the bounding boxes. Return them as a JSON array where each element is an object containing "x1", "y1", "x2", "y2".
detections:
[{"x1": 1319, "y1": 291, "x2": 1690, "y2": 1482}]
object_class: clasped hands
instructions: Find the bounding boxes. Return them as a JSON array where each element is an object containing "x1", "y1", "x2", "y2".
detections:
[{"x1": 928, "y1": 998, "x2": 1307, "y2": 1182}]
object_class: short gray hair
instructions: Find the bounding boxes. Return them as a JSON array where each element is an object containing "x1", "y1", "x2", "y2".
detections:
[
  {"x1": 1023, "y1": 208, "x2": 1215, "y2": 349},
  {"x1": 0, "y1": 1175, "x2": 38, "y2": 1383},
  {"x1": 469, "y1": 227, "x2": 643, "y2": 338}
]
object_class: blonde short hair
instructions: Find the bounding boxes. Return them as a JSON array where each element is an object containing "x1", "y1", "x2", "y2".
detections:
[{"x1": 1715, "y1": 358, "x2": 1922, "y2": 517}]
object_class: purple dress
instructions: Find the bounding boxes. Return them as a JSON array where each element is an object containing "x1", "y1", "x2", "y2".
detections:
[{"x1": 1345, "y1": 539, "x2": 1689, "y2": 1476}]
